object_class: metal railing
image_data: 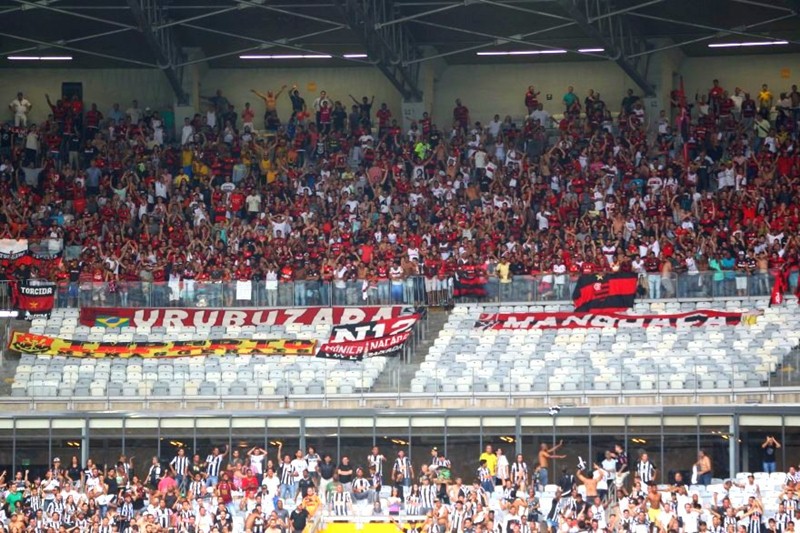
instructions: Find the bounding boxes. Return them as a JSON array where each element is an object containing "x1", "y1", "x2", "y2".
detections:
[{"x1": 3, "y1": 269, "x2": 780, "y2": 310}]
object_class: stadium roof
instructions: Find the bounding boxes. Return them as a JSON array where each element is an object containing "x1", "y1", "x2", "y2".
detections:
[{"x1": 1, "y1": 0, "x2": 798, "y2": 99}]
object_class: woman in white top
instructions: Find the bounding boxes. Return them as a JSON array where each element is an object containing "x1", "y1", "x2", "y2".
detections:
[
  {"x1": 265, "y1": 265, "x2": 278, "y2": 307},
  {"x1": 495, "y1": 448, "x2": 510, "y2": 486}
]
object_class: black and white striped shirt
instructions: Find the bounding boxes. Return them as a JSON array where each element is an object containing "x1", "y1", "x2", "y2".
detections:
[
  {"x1": 280, "y1": 463, "x2": 294, "y2": 485},
  {"x1": 747, "y1": 510, "x2": 762, "y2": 533},
  {"x1": 394, "y1": 456, "x2": 412, "y2": 478},
  {"x1": 353, "y1": 478, "x2": 371, "y2": 493},
  {"x1": 421, "y1": 483, "x2": 437, "y2": 508},
  {"x1": 179, "y1": 510, "x2": 194, "y2": 525},
  {"x1": 451, "y1": 510, "x2": 466, "y2": 533},
  {"x1": 30, "y1": 494, "x2": 43, "y2": 512},
  {"x1": 171, "y1": 454, "x2": 190, "y2": 476},
  {"x1": 776, "y1": 512, "x2": 792, "y2": 533},
  {"x1": 120, "y1": 502, "x2": 134, "y2": 520},
  {"x1": 46, "y1": 500, "x2": 64, "y2": 517},
  {"x1": 206, "y1": 454, "x2": 224, "y2": 477},
  {"x1": 367, "y1": 454, "x2": 384, "y2": 477},
  {"x1": 148, "y1": 464, "x2": 163, "y2": 486},
  {"x1": 510, "y1": 462, "x2": 528, "y2": 483},
  {"x1": 332, "y1": 491, "x2": 352, "y2": 516},
  {"x1": 189, "y1": 480, "x2": 205, "y2": 498},
  {"x1": 636, "y1": 460, "x2": 655, "y2": 484},
  {"x1": 723, "y1": 515, "x2": 738, "y2": 529},
  {"x1": 157, "y1": 508, "x2": 172, "y2": 529}
]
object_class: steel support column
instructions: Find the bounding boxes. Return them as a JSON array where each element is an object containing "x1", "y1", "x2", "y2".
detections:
[
  {"x1": 557, "y1": 0, "x2": 655, "y2": 96},
  {"x1": 335, "y1": 0, "x2": 423, "y2": 100},
  {"x1": 126, "y1": 0, "x2": 189, "y2": 104}
]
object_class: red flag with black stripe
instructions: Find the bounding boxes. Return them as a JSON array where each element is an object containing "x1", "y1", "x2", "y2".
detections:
[{"x1": 572, "y1": 272, "x2": 638, "y2": 312}]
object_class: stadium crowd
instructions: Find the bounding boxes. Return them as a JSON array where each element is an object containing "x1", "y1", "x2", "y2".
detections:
[
  {"x1": 0, "y1": 436, "x2": 794, "y2": 533},
  {"x1": 2, "y1": 79, "x2": 800, "y2": 307}
]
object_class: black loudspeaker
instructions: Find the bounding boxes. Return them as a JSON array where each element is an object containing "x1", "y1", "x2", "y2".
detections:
[{"x1": 61, "y1": 82, "x2": 83, "y2": 101}]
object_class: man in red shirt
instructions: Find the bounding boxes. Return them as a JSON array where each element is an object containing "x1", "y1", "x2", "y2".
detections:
[{"x1": 453, "y1": 99, "x2": 469, "y2": 134}]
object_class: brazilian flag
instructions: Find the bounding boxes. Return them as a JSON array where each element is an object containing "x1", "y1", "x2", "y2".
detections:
[{"x1": 95, "y1": 315, "x2": 130, "y2": 328}]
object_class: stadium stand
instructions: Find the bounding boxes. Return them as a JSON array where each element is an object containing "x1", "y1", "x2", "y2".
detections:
[{"x1": 2, "y1": 17, "x2": 800, "y2": 533}]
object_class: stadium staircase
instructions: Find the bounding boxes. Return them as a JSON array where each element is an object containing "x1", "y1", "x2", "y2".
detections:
[
  {"x1": 769, "y1": 344, "x2": 800, "y2": 387},
  {"x1": 370, "y1": 308, "x2": 451, "y2": 394}
]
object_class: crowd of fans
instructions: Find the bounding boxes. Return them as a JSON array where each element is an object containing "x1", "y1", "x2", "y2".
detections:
[
  {"x1": 2, "y1": 77, "x2": 800, "y2": 308},
  {"x1": 0, "y1": 436, "x2": 795, "y2": 533}
]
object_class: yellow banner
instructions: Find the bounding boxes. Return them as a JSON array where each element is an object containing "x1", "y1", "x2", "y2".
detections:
[{"x1": 8, "y1": 331, "x2": 316, "y2": 358}]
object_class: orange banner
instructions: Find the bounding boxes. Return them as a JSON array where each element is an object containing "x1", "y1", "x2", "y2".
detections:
[{"x1": 8, "y1": 331, "x2": 316, "y2": 358}]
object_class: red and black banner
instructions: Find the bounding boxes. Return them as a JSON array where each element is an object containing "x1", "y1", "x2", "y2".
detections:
[
  {"x1": 475, "y1": 309, "x2": 760, "y2": 330},
  {"x1": 316, "y1": 314, "x2": 420, "y2": 361},
  {"x1": 454, "y1": 265, "x2": 489, "y2": 298},
  {"x1": 12, "y1": 280, "x2": 56, "y2": 319},
  {"x1": 572, "y1": 272, "x2": 638, "y2": 312}
]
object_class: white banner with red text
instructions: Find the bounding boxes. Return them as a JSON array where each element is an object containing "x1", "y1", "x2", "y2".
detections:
[{"x1": 475, "y1": 309, "x2": 762, "y2": 330}]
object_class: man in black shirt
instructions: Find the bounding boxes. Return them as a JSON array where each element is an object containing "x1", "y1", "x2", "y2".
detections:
[
  {"x1": 297, "y1": 470, "x2": 314, "y2": 500},
  {"x1": 0, "y1": 124, "x2": 11, "y2": 160},
  {"x1": 290, "y1": 501, "x2": 309, "y2": 533},
  {"x1": 319, "y1": 455, "x2": 336, "y2": 503}
]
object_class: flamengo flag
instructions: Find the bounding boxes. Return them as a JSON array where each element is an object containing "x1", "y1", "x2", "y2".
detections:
[
  {"x1": 316, "y1": 314, "x2": 420, "y2": 361},
  {"x1": 770, "y1": 274, "x2": 785, "y2": 306},
  {"x1": 572, "y1": 272, "x2": 638, "y2": 312},
  {"x1": 12, "y1": 280, "x2": 56, "y2": 319}
]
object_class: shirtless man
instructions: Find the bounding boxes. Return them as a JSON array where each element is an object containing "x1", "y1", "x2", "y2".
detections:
[
  {"x1": 538, "y1": 440, "x2": 566, "y2": 489},
  {"x1": 646, "y1": 484, "x2": 663, "y2": 526},
  {"x1": 695, "y1": 450, "x2": 712, "y2": 486},
  {"x1": 576, "y1": 465, "x2": 602, "y2": 500},
  {"x1": 251, "y1": 85, "x2": 287, "y2": 122}
]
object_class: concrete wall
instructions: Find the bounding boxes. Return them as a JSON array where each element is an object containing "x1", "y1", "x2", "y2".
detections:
[
  {"x1": 198, "y1": 67, "x2": 404, "y2": 124},
  {"x1": 0, "y1": 69, "x2": 173, "y2": 124},
  {"x1": 2, "y1": 53, "x2": 798, "y2": 127},
  {"x1": 680, "y1": 53, "x2": 799, "y2": 100},
  {"x1": 432, "y1": 61, "x2": 638, "y2": 125}
]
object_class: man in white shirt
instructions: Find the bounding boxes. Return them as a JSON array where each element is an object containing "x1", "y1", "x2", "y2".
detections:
[
  {"x1": 9, "y1": 92, "x2": 32, "y2": 126},
  {"x1": 530, "y1": 104, "x2": 551, "y2": 127},
  {"x1": 290, "y1": 450, "x2": 309, "y2": 491},
  {"x1": 246, "y1": 190, "x2": 262, "y2": 217},
  {"x1": 181, "y1": 117, "x2": 194, "y2": 145},
  {"x1": 488, "y1": 114, "x2": 502, "y2": 138},
  {"x1": 261, "y1": 466, "x2": 280, "y2": 493},
  {"x1": 126, "y1": 99, "x2": 142, "y2": 123}
]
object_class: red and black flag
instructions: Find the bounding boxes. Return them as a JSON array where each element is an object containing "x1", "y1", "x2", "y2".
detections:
[
  {"x1": 12, "y1": 280, "x2": 56, "y2": 319},
  {"x1": 572, "y1": 272, "x2": 638, "y2": 312}
]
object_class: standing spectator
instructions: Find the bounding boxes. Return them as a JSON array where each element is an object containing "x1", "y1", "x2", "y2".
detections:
[
  {"x1": 761, "y1": 436, "x2": 781, "y2": 474},
  {"x1": 453, "y1": 99, "x2": 469, "y2": 134},
  {"x1": 9, "y1": 91, "x2": 32, "y2": 126},
  {"x1": 758, "y1": 83, "x2": 774, "y2": 115}
]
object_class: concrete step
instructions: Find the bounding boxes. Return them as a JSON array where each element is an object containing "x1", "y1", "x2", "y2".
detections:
[{"x1": 371, "y1": 309, "x2": 451, "y2": 393}]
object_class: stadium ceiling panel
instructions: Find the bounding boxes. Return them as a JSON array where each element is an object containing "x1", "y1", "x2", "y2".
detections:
[{"x1": 0, "y1": 0, "x2": 798, "y2": 98}]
